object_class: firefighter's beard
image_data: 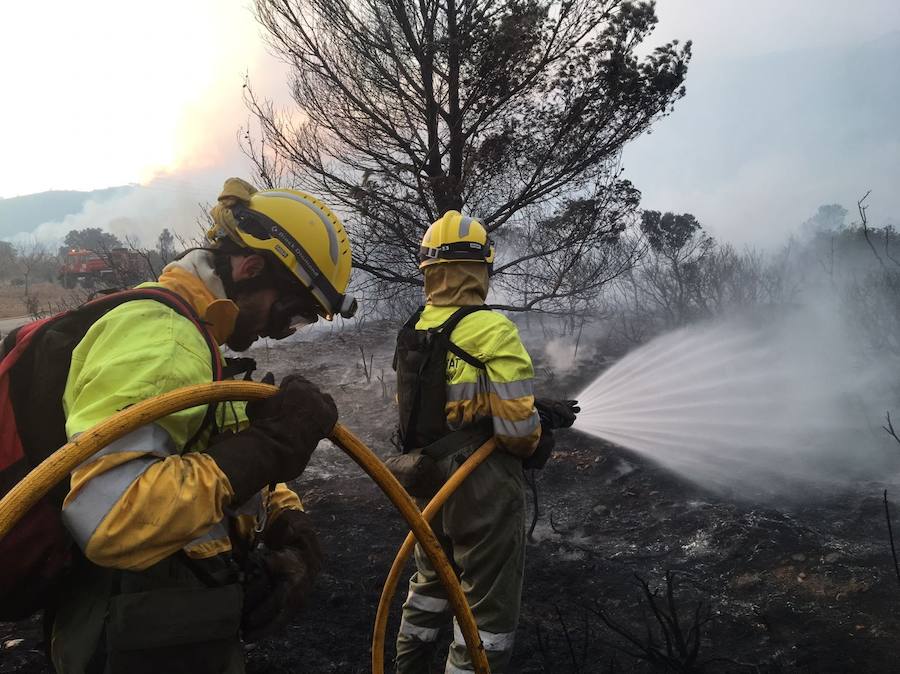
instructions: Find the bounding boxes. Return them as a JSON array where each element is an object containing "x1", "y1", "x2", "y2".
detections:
[
  {"x1": 227, "y1": 313, "x2": 260, "y2": 352},
  {"x1": 227, "y1": 290, "x2": 276, "y2": 352}
]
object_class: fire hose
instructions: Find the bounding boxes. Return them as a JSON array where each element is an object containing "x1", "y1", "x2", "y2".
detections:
[
  {"x1": 0, "y1": 381, "x2": 490, "y2": 674},
  {"x1": 371, "y1": 436, "x2": 497, "y2": 673}
]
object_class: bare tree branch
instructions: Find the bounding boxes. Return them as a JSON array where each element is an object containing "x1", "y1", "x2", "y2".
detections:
[{"x1": 246, "y1": 0, "x2": 692, "y2": 311}]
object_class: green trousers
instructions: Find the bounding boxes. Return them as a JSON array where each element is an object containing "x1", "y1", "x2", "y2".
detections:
[
  {"x1": 51, "y1": 554, "x2": 245, "y2": 674},
  {"x1": 395, "y1": 449, "x2": 525, "y2": 674}
]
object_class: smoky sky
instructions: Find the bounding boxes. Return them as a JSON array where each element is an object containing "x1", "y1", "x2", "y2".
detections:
[
  {"x1": 4, "y1": 1, "x2": 899, "y2": 250},
  {"x1": 624, "y1": 0, "x2": 900, "y2": 247}
]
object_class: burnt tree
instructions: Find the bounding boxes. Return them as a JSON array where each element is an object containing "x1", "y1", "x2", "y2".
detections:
[{"x1": 246, "y1": 0, "x2": 691, "y2": 311}]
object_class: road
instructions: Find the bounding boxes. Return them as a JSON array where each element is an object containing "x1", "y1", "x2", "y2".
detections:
[{"x1": 0, "y1": 315, "x2": 31, "y2": 337}]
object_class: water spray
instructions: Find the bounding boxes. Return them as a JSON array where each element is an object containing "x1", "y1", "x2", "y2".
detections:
[{"x1": 572, "y1": 314, "x2": 897, "y2": 498}]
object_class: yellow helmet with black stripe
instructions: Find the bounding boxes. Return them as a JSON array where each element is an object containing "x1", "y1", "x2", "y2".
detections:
[
  {"x1": 208, "y1": 180, "x2": 356, "y2": 319},
  {"x1": 419, "y1": 210, "x2": 494, "y2": 269}
]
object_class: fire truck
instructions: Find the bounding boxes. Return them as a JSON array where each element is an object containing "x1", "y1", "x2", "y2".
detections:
[{"x1": 58, "y1": 248, "x2": 144, "y2": 289}]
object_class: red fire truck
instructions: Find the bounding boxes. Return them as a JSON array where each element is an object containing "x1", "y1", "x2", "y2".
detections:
[{"x1": 58, "y1": 248, "x2": 144, "y2": 288}]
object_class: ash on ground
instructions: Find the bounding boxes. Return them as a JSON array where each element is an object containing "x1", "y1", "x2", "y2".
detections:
[{"x1": 3, "y1": 321, "x2": 899, "y2": 673}]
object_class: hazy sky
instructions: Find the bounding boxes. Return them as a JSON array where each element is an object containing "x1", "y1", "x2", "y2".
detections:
[
  {"x1": 626, "y1": 0, "x2": 900, "y2": 244},
  {"x1": 1, "y1": 0, "x2": 898, "y2": 245}
]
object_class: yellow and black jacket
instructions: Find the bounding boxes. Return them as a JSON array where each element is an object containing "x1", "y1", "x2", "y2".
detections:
[
  {"x1": 60, "y1": 250, "x2": 301, "y2": 571},
  {"x1": 416, "y1": 263, "x2": 541, "y2": 458}
]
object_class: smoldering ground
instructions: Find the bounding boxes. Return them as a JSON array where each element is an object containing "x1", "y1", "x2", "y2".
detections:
[{"x1": 4, "y1": 315, "x2": 900, "y2": 672}]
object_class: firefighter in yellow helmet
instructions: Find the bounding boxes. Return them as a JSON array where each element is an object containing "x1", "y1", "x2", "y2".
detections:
[
  {"x1": 392, "y1": 211, "x2": 578, "y2": 673},
  {"x1": 50, "y1": 178, "x2": 355, "y2": 673}
]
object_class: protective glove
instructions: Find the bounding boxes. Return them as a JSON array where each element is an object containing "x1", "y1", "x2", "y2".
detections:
[
  {"x1": 522, "y1": 426, "x2": 555, "y2": 470},
  {"x1": 264, "y1": 508, "x2": 322, "y2": 560},
  {"x1": 206, "y1": 375, "x2": 338, "y2": 505},
  {"x1": 534, "y1": 398, "x2": 580, "y2": 429},
  {"x1": 242, "y1": 510, "x2": 323, "y2": 642}
]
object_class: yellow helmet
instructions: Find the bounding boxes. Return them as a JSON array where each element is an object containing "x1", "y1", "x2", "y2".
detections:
[
  {"x1": 419, "y1": 210, "x2": 495, "y2": 269},
  {"x1": 208, "y1": 179, "x2": 356, "y2": 319}
]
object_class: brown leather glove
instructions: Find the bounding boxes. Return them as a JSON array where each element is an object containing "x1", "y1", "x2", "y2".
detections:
[
  {"x1": 206, "y1": 375, "x2": 338, "y2": 505},
  {"x1": 242, "y1": 510, "x2": 323, "y2": 642}
]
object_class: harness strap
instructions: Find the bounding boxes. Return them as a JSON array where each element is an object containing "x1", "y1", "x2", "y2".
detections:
[{"x1": 402, "y1": 305, "x2": 490, "y2": 453}]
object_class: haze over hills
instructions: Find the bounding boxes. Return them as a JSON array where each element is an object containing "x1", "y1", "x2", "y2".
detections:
[
  {"x1": 2, "y1": 33, "x2": 897, "y2": 248},
  {"x1": 0, "y1": 186, "x2": 133, "y2": 241},
  {"x1": 623, "y1": 30, "x2": 900, "y2": 244}
]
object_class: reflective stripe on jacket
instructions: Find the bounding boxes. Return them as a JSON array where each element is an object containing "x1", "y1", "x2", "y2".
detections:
[
  {"x1": 60, "y1": 252, "x2": 301, "y2": 571},
  {"x1": 415, "y1": 305, "x2": 541, "y2": 458}
]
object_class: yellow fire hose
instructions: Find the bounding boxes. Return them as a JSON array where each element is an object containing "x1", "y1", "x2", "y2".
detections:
[
  {"x1": 371, "y1": 437, "x2": 497, "y2": 674},
  {"x1": 0, "y1": 381, "x2": 489, "y2": 674}
]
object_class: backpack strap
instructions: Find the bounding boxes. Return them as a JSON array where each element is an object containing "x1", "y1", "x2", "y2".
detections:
[
  {"x1": 98, "y1": 288, "x2": 224, "y2": 382},
  {"x1": 72, "y1": 288, "x2": 224, "y2": 449},
  {"x1": 434, "y1": 305, "x2": 492, "y2": 370}
]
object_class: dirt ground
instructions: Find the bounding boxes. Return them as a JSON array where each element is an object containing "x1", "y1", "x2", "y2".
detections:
[
  {"x1": 0, "y1": 283, "x2": 83, "y2": 320},
  {"x1": 3, "y1": 320, "x2": 900, "y2": 672}
]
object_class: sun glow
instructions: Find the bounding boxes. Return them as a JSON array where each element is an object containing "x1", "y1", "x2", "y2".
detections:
[{"x1": 0, "y1": 1, "x2": 269, "y2": 198}]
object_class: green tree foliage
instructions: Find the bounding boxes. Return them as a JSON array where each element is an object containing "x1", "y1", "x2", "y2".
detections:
[
  {"x1": 63, "y1": 227, "x2": 122, "y2": 252},
  {"x1": 640, "y1": 211, "x2": 702, "y2": 253},
  {"x1": 246, "y1": 0, "x2": 691, "y2": 310}
]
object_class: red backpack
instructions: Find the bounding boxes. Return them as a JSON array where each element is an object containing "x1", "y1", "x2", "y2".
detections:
[{"x1": 0, "y1": 288, "x2": 223, "y2": 620}]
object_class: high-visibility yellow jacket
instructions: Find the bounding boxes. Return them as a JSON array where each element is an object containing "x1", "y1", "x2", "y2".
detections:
[
  {"x1": 418, "y1": 264, "x2": 541, "y2": 458},
  {"x1": 60, "y1": 251, "x2": 301, "y2": 571}
]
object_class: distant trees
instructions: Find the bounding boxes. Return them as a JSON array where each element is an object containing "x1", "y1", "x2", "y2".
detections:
[
  {"x1": 607, "y1": 211, "x2": 796, "y2": 345},
  {"x1": 14, "y1": 241, "x2": 56, "y2": 312},
  {"x1": 801, "y1": 203, "x2": 848, "y2": 237},
  {"x1": 836, "y1": 194, "x2": 900, "y2": 359},
  {"x1": 156, "y1": 228, "x2": 175, "y2": 266},
  {"x1": 246, "y1": 0, "x2": 692, "y2": 311},
  {"x1": 63, "y1": 227, "x2": 122, "y2": 252},
  {"x1": 0, "y1": 242, "x2": 16, "y2": 283}
]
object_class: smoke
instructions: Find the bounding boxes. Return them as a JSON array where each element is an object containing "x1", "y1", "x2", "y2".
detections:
[
  {"x1": 574, "y1": 283, "x2": 900, "y2": 500},
  {"x1": 7, "y1": 172, "x2": 224, "y2": 250},
  {"x1": 543, "y1": 337, "x2": 579, "y2": 373}
]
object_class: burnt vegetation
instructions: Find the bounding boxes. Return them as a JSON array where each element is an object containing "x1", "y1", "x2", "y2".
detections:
[
  {"x1": 3, "y1": 2, "x2": 900, "y2": 672},
  {"x1": 243, "y1": 0, "x2": 691, "y2": 313}
]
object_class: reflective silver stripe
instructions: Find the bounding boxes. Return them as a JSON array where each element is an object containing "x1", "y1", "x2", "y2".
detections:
[
  {"x1": 186, "y1": 521, "x2": 228, "y2": 547},
  {"x1": 62, "y1": 456, "x2": 159, "y2": 548},
  {"x1": 453, "y1": 619, "x2": 516, "y2": 652},
  {"x1": 398, "y1": 618, "x2": 440, "y2": 642},
  {"x1": 489, "y1": 379, "x2": 533, "y2": 400},
  {"x1": 447, "y1": 381, "x2": 480, "y2": 402},
  {"x1": 449, "y1": 377, "x2": 534, "y2": 404},
  {"x1": 445, "y1": 662, "x2": 476, "y2": 673},
  {"x1": 406, "y1": 589, "x2": 450, "y2": 613},
  {"x1": 263, "y1": 191, "x2": 339, "y2": 264},
  {"x1": 458, "y1": 215, "x2": 474, "y2": 238},
  {"x1": 492, "y1": 412, "x2": 539, "y2": 438},
  {"x1": 78, "y1": 423, "x2": 176, "y2": 467}
]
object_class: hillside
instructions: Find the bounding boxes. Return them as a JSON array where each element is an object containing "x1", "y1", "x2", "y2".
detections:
[{"x1": 0, "y1": 187, "x2": 132, "y2": 240}]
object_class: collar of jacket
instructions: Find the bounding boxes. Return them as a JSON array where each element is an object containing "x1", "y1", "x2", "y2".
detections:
[
  {"x1": 424, "y1": 262, "x2": 489, "y2": 307},
  {"x1": 158, "y1": 250, "x2": 238, "y2": 345}
]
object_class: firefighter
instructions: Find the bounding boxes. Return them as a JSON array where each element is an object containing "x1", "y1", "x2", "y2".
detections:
[
  {"x1": 50, "y1": 178, "x2": 356, "y2": 673},
  {"x1": 393, "y1": 211, "x2": 578, "y2": 673}
]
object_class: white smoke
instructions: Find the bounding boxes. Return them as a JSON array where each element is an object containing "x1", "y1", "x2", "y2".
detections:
[
  {"x1": 574, "y1": 294, "x2": 900, "y2": 500},
  {"x1": 543, "y1": 337, "x2": 579, "y2": 373},
  {"x1": 7, "y1": 172, "x2": 231, "y2": 250}
]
